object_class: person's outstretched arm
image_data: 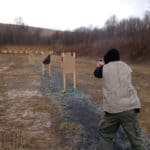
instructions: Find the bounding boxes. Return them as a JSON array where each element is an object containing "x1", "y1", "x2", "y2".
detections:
[
  {"x1": 94, "y1": 66, "x2": 103, "y2": 78},
  {"x1": 94, "y1": 60, "x2": 104, "y2": 78}
]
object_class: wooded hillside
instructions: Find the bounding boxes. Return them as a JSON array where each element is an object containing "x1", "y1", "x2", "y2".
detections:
[
  {"x1": 49, "y1": 12, "x2": 150, "y2": 61},
  {"x1": 0, "y1": 12, "x2": 150, "y2": 61},
  {"x1": 0, "y1": 23, "x2": 56, "y2": 45}
]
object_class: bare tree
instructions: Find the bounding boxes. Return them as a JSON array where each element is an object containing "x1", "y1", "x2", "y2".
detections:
[
  {"x1": 105, "y1": 15, "x2": 118, "y2": 38},
  {"x1": 14, "y1": 17, "x2": 25, "y2": 25}
]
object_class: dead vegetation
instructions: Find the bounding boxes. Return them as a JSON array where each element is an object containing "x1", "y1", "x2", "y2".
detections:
[{"x1": 0, "y1": 51, "x2": 150, "y2": 149}]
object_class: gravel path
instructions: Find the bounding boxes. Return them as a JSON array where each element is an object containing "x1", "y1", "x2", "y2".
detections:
[{"x1": 40, "y1": 68, "x2": 100, "y2": 149}]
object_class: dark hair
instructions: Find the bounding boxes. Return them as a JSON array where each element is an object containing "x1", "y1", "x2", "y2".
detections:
[{"x1": 104, "y1": 48, "x2": 120, "y2": 64}]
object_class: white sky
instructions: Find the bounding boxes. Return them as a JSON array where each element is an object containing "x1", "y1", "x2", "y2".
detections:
[{"x1": 0, "y1": 0, "x2": 149, "y2": 31}]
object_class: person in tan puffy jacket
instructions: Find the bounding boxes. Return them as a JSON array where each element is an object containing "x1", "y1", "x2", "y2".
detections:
[{"x1": 94, "y1": 48, "x2": 145, "y2": 150}]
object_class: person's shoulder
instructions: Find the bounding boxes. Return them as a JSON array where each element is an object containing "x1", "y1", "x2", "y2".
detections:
[
  {"x1": 119, "y1": 61, "x2": 132, "y2": 72},
  {"x1": 105, "y1": 61, "x2": 131, "y2": 69}
]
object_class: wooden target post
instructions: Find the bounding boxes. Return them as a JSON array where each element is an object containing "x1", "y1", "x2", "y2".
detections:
[{"x1": 61, "y1": 52, "x2": 77, "y2": 93}]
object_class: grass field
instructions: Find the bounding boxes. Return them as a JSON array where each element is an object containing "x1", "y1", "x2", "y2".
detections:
[{"x1": 0, "y1": 49, "x2": 150, "y2": 149}]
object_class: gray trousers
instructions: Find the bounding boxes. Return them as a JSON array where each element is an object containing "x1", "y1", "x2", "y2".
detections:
[{"x1": 98, "y1": 110, "x2": 145, "y2": 150}]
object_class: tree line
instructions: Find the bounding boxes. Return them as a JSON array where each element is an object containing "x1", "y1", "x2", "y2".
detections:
[
  {"x1": 50, "y1": 11, "x2": 150, "y2": 60},
  {"x1": 0, "y1": 23, "x2": 51, "y2": 45},
  {"x1": 49, "y1": 11, "x2": 150, "y2": 44},
  {"x1": 0, "y1": 12, "x2": 150, "y2": 60}
]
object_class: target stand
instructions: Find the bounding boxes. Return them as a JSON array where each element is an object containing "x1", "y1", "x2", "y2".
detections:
[{"x1": 61, "y1": 52, "x2": 77, "y2": 93}]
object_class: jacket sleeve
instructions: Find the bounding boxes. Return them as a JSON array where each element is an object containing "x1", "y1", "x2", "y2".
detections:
[{"x1": 94, "y1": 66, "x2": 103, "y2": 78}]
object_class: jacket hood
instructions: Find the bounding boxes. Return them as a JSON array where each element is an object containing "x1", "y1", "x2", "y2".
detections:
[{"x1": 104, "y1": 48, "x2": 120, "y2": 64}]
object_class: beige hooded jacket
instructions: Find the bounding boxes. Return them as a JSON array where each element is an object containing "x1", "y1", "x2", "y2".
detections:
[{"x1": 102, "y1": 61, "x2": 141, "y2": 113}]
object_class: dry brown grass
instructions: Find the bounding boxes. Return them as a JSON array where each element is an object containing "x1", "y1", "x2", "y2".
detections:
[
  {"x1": 0, "y1": 50, "x2": 149, "y2": 150},
  {"x1": 131, "y1": 64, "x2": 150, "y2": 132},
  {"x1": 0, "y1": 53, "x2": 61, "y2": 149},
  {"x1": 76, "y1": 57, "x2": 103, "y2": 105}
]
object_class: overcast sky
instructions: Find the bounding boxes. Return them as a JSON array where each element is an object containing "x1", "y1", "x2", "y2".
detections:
[{"x1": 0, "y1": 0, "x2": 149, "y2": 31}]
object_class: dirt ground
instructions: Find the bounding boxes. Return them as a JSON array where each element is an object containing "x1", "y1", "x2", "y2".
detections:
[{"x1": 0, "y1": 53, "x2": 150, "y2": 150}]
